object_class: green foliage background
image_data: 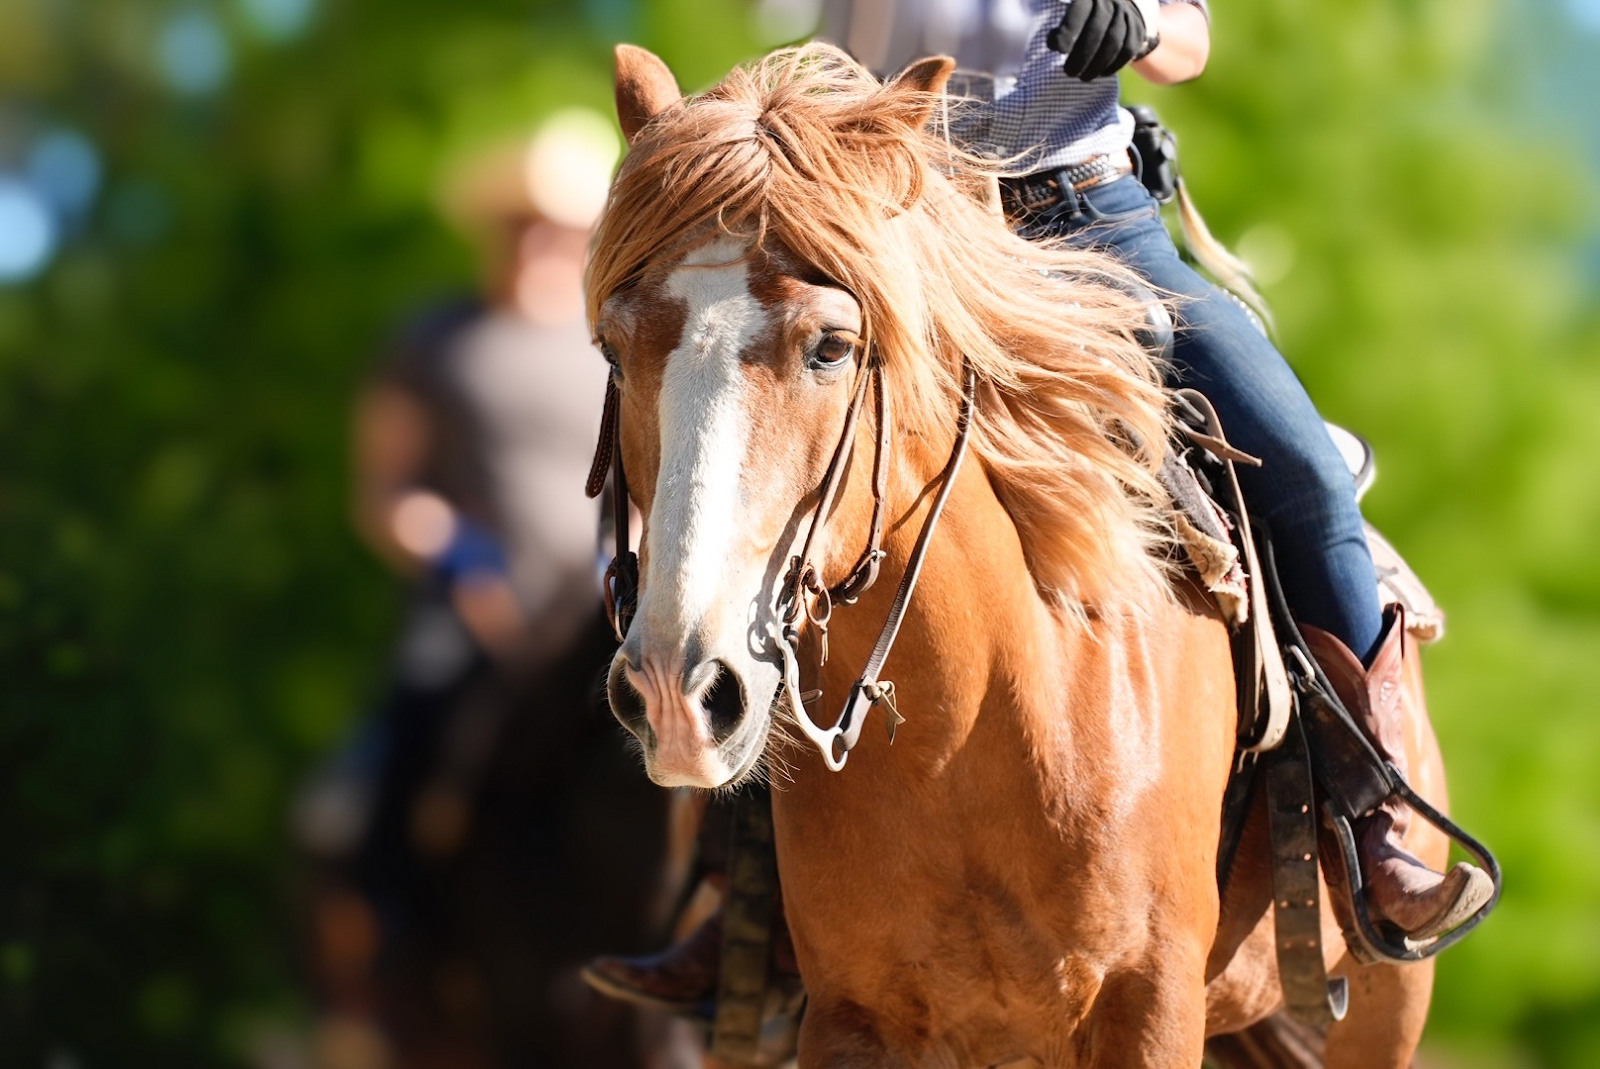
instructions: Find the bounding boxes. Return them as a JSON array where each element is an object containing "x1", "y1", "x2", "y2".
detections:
[{"x1": 1, "y1": 0, "x2": 1595, "y2": 1063}]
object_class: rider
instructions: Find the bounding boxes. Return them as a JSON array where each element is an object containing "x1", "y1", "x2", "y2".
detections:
[
  {"x1": 295, "y1": 113, "x2": 622, "y2": 1039},
  {"x1": 583, "y1": 0, "x2": 1491, "y2": 1010}
]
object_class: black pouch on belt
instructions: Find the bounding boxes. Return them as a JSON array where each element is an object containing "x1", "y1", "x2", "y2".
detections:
[{"x1": 1129, "y1": 104, "x2": 1178, "y2": 204}]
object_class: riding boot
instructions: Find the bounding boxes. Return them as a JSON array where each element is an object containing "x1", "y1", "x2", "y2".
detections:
[
  {"x1": 582, "y1": 907, "x2": 726, "y2": 1013},
  {"x1": 581, "y1": 898, "x2": 800, "y2": 1013},
  {"x1": 1301, "y1": 607, "x2": 1493, "y2": 942}
]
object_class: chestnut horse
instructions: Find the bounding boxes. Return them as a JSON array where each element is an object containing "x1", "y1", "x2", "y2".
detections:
[{"x1": 591, "y1": 43, "x2": 1451, "y2": 1067}]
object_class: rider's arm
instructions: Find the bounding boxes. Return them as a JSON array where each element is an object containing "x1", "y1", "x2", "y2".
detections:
[
  {"x1": 353, "y1": 374, "x2": 531, "y2": 661},
  {"x1": 1130, "y1": 2, "x2": 1209, "y2": 85},
  {"x1": 351, "y1": 380, "x2": 449, "y2": 574}
]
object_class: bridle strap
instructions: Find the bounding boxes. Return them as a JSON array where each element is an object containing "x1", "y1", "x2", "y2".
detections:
[
  {"x1": 787, "y1": 356, "x2": 886, "y2": 609},
  {"x1": 585, "y1": 377, "x2": 620, "y2": 500},
  {"x1": 587, "y1": 346, "x2": 889, "y2": 650},
  {"x1": 785, "y1": 362, "x2": 978, "y2": 769},
  {"x1": 859, "y1": 364, "x2": 972, "y2": 685},
  {"x1": 587, "y1": 378, "x2": 639, "y2": 641},
  {"x1": 830, "y1": 364, "x2": 891, "y2": 604},
  {"x1": 838, "y1": 363, "x2": 976, "y2": 747}
]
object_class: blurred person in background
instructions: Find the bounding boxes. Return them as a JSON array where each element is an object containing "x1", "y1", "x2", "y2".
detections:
[
  {"x1": 584, "y1": 0, "x2": 1490, "y2": 1016},
  {"x1": 294, "y1": 113, "x2": 683, "y2": 1068}
]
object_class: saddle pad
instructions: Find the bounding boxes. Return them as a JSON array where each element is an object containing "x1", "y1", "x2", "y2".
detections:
[{"x1": 1161, "y1": 447, "x2": 1249, "y2": 625}]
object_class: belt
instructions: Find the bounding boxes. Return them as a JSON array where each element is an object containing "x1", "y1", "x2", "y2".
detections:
[{"x1": 998, "y1": 153, "x2": 1136, "y2": 218}]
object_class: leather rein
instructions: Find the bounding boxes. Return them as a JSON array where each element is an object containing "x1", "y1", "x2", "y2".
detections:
[{"x1": 584, "y1": 353, "x2": 978, "y2": 773}]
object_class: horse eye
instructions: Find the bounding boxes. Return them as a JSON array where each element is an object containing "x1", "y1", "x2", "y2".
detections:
[
  {"x1": 811, "y1": 333, "x2": 857, "y2": 369},
  {"x1": 597, "y1": 340, "x2": 623, "y2": 379}
]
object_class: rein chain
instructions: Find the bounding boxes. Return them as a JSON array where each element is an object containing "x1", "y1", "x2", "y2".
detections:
[{"x1": 585, "y1": 355, "x2": 978, "y2": 773}]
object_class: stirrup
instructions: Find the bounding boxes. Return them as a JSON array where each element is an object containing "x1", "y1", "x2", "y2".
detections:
[{"x1": 1319, "y1": 767, "x2": 1502, "y2": 965}]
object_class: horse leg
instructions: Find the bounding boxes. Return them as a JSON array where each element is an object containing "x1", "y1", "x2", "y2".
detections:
[
  {"x1": 794, "y1": 998, "x2": 917, "y2": 1069},
  {"x1": 1322, "y1": 957, "x2": 1432, "y2": 1069},
  {"x1": 1205, "y1": 1011, "x2": 1325, "y2": 1069},
  {"x1": 1081, "y1": 953, "x2": 1210, "y2": 1068},
  {"x1": 1204, "y1": 941, "x2": 1432, "y2": 1069}
]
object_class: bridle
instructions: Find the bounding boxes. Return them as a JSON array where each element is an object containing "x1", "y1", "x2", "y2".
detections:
[
  {"x1": 584, "y1": 377, "x2": 639, "y2": 641},
  {"x1": 585, "y1": 351, "x2": 977, "y2": 773}
]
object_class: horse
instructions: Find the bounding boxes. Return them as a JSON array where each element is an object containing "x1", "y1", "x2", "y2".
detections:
[
  {"x1": 300, "y1": 609, "x2": 687, "y2": 1067},
  {"x1": 589, "y1": 41, "x2": 1454, "y2": 1067}
]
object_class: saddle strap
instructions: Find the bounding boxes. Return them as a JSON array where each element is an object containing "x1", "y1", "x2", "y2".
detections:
[
  {"x1": 1265, "y1": 713, "x2": 1350, "y2": 1027},
  {"x1": 1173, "y1": 388, "x2": 1292, "y2": 753}
]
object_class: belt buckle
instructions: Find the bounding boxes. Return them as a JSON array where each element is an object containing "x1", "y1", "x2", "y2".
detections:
[{"x1": 1006, "y1": 174, "x2": 1064, "y2": 217}]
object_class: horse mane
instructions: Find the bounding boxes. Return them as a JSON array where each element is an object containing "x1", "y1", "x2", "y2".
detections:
[{"x1": 588, "y1": 43, "x2": 1175, "y2": 611}]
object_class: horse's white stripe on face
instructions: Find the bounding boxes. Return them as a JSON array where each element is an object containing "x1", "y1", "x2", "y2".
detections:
[{"x1": 645, "y1": 236, "x2": 766, "y2": 650}]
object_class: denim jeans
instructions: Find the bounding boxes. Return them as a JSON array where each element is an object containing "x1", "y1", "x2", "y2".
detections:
[{"x1": 1017, "y1": 175, "x2": 1383, "y2": 662}]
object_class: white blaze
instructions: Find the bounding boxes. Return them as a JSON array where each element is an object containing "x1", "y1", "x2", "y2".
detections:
[{"x1": 644, "y1": 236, "x2": 767, "y2": 643}]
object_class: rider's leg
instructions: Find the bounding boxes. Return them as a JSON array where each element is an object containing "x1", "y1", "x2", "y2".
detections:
[
  {"x1": 1303, "y1": 611, "x2": 1492, "y2": 940},
  {"x1": 1017, "y1": 175, "x2": 1479, "y2": 938},
  {"x1": 581, "y1": 794, "x2": 735, "y2": 1010},
  {"x1": 583, "y1": 900, "x2": 728, "y2": 1012},
  {"x1": 1020, "y1": 176, "x2": 1382, "y2": 661},
  {"x1": 581, "y1": 793, "x2": 800, "y2": 1011}
]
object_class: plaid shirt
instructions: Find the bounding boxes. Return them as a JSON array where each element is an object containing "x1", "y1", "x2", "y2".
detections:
[{"x1": 819, "y1": 0, "x2": 1208, "y2": 172}]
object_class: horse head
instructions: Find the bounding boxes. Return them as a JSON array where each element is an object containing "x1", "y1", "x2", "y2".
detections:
[
  {"x1": 588, "y1": 43, "x2": 1171, "y2": 789},
  {"x1": 588, "y1": 46, "x2": 959, "y2": 789}
]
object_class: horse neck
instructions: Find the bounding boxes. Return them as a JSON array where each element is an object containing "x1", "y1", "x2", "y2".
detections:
[
  {"x1": 772, "y1": 419, "x2": 1237, "y2": 1006},
  {"x1": 798, "y1": 431, "x2": 1074, "y2": 797}
]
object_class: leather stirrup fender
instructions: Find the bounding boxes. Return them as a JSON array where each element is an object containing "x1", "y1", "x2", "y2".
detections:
[{"x1": 1172, "y1": 388, "x2": 1292, "y2": 753}]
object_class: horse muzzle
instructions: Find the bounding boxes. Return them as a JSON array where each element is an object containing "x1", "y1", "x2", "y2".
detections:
[{"x1": 606, "y1": 639, "x2": 770, "y2": 789}]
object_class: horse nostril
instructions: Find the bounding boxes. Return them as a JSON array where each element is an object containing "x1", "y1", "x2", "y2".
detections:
[
  {"x1": 702, "y1": 660, "x2": 746, "y2": 743},
  {"x1": 607, "y1": 659, "x2": 650, "y2": 736}
]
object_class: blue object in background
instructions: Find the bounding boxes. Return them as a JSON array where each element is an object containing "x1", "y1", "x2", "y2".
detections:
[
  {"x1": 241, "y1": 0, "x2": 318, "y2": 43},
  {"x1": 433, "y1": 517, "x2": 512, "y2": 585},
  {"x1": 26, "y1": 129, "x2": 101, "y2": 225},
  {"x1": 0, "y1": 177, "x2": 57, "y2": 285},
  {"x1": 158, "y1": 9, "x2": 232, "y2": 97}
]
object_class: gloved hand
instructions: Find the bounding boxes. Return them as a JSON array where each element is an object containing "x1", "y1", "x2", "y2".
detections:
[{"x1": 1047, "y1": 0, "x2": 1162, "y2": 82}]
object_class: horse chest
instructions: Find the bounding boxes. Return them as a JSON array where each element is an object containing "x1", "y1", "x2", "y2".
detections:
[
  {"x1": 794, "y1": 844, "x2": 1145, "y2": 1061},
  {"x1": 819, "y1": 940, "x2": 1113, "y2": 1068}
]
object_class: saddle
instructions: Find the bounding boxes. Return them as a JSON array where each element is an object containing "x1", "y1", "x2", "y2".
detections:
[{"x1": 1165, "y1": 389, "x2": 1501, "y2": 1026}]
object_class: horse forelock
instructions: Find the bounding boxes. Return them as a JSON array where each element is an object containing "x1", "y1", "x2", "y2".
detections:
[{"x1": 589, "y1": 42, "x2": 1176, "y2": 611}]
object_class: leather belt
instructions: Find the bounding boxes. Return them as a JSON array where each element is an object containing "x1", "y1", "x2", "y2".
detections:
[{"x1": 998, "y1": 153, "x2": 1135, "y2": 218}]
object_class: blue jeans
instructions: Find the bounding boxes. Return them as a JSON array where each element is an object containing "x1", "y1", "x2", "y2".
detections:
[{"x1": 1017, "y1": 175, "x2": 1383, "y2": 662}]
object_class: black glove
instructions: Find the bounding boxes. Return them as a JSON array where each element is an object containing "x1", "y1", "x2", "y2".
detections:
[{"x1": 1047, "y1": 0, "x2": 1161, "y2": 82}]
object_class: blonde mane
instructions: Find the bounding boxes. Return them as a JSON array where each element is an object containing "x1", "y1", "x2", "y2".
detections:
[{"x1": 588, "y1": 43, "x2": 1174, "y2": 610}]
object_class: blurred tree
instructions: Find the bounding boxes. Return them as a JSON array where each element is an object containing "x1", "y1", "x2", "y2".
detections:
[
  {"x1": 0, "y1": 0, "x2": 765, "y2": 1063},
  {"x1": 0, "y1": 0, "x2": 1595, "y2": 1063}
]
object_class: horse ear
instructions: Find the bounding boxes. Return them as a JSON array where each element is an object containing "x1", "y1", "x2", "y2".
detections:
[
  {"x1": 615, "y1": 44, "x2": 683, "y2": 144},
  {"x1": 887, "y1": 55, "x2": 956, "y2": 127}
]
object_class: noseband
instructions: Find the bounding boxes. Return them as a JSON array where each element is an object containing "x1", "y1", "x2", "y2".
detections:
[{"x1": 586, "y1": 354, "x2": 978, "y2": 772}]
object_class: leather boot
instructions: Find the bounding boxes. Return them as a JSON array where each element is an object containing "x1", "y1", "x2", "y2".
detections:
[
  {"x1": 1301, "y1": 607, "x2": 1493, "y2": 942},
  {"x1": 581, "y1": 898, "x2": 801, "y2": 1014},
  {"x1": 582, "y1": 908, "x2": 725, "y2": 1013}
]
